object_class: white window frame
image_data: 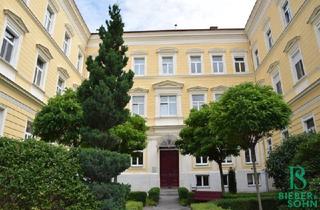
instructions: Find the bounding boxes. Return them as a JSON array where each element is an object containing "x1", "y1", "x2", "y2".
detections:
[
  {"x1": 195, "y1": 156, "x2": 209, "y2": 166},
  {"x1": 222, "y1": 155, "x2": 233, "y2": 165},
  {"x1": 189, "y1": 54, "x2": 203, "y2": 75},
  {"x1": 266, "y1": 138, "x2": 272, "y2": 157},
  {"x1": 289, "y1": 46, "x2": 306, "y2": 83},
  {"x1": 0, "y1": 106, "x2": 7, "y2": 137},
  {"x1": 196, "y1": 175, "x2": 209, "y2": 187},
  {"x1": 313, "y1": 17, "x2": 320, "y2": 48},
  {"x1": 62, "y1": 31, "x2": 71, "y2": 56},
  {"x1": 223, "y1": 174, "x2": 229, "y2": 187},
  {"x1": 232, "y1": 53, "x2": 248, "y2": 73},
  {"x1": 56, "y1": 76, "x2": 66, "y2": 95},
  {"x1": 281, "y1": 128, "x2": 289, "y2": 141},
  {"x1": 190, "y1": 94, "x2": 205, "y2": 111},
  {"x1": 271, "y1": 69, "x2": 283, "y2": 95},
  {"x1": 265, "y1": 26, "x2": 273, "y2": 51},
  {"x1": 76, "y1": 50, "x2": 84, "y2": 72},
  {"x1": 132, "y1": 56, "x2": 146, "y2": 76},
  {"x1": 131, "y1": 151, "x2": 143, "y2": 167},
  {"x1": 24, "y1": 120, "x2": 33, "y2": 140},
  {"x1": 211, "y1": 53, "x2": 226, "y2": 74},
  {"x1": 131, "y1": 95, "x2": 146, "y2": 117},
  {"x1": 159, "y1": 54, "x2": 176, "y2": 75},
  {"x1": 280, "y1": 0, "x2": 292, "y2": 27},
  {"x1": 247, "y1": 173, "x2": 261, "y2": 186},
  {"x1": 33, "y1": 55, "x2": 47, "y2": 89},
  {"x1": 302, "y1": 115, "x2": 317, "y2": 133},
  {"x1": 159, "y1": 95, "x2": 177, "y2": 117},
  {"x1": 252, "y1": 48, "x2": 260, "y2": 70},
  {"x1": 43, "y1": 5, "x2": 55, "y2": 34},
  {"x1": 244, "y1": 147, "x2": 258, "y2": 164}
]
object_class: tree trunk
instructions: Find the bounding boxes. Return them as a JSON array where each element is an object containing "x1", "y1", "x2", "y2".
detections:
[
  {"x1": 251, "y1": 145, "x2": 263, "y2": 210},
  {"x1": 114, "y1": 176, "x2": 118, "y2": 183},
  {"x1": 218, "y1": 162, "x2": 225, "y2": 194}
]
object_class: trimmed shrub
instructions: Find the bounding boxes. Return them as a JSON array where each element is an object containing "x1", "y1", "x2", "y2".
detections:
[
  {"x1": 146, "y1": 197, "x2": 157, "y2": 206},
  {"x1": 213, "y1": 197, "x2": 280, "y2": 210},
  {"x1": 178, "y1": 187, "x2": 189, "y2": 200},
  {"x1": 90, "y1": 182, "x2": 130, "y2": 210},
  {"x1": 128, "y1": 191, "x2": 147, "y2": 206},
  {"x1": 0, "y1": 138, "x2": 98, "y2": 209},
  {"x1": 126, "y1": 201, "x2": 143, "y2": 210},
  {"x1": 191, "y1": 202, "x2": 227, "y2": 210},
  {"x1": 228, "y1": 168, "x2": 237, "y2": 194},
  {"x1": 148, "y1": 187, "x2": 160, "y2": 203}
]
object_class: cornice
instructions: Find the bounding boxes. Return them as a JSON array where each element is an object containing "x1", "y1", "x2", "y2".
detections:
[
  {"x1": 210, "y1": 85, "x2": 229, "y2": 92},
  {"x1": 129, "y1": 87, "x2": 149, "y2": 93},
  {"x1": 187, "y1": 86, "x2": 208, "y2": 92},
  {"x1": 152, "y1": 80, "x2": 184, "y2": 89},
  {"x1": 307, "y1": 5, "x2": 320, "y2": 24}
]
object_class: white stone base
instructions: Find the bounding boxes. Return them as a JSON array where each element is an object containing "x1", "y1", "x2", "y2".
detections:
[{"x1": 118, "y1": 173, "x2": 160, "y2": 191}]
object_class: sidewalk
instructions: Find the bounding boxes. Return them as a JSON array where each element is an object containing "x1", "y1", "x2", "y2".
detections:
[{"x1": 143, "y1": 195, "x2": 190, "y2": 210}]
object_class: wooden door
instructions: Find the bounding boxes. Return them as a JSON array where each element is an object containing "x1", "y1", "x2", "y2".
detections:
[{"x1": 160, "y1": 150, "x2": 179, "y2": 188}]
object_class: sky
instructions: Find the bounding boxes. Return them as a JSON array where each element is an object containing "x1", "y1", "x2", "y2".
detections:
[{"x1": 75, "y1": 0, "x2": 256, "y2": 32}]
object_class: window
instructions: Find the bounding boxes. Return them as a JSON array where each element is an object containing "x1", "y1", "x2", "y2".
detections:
[
  {"x1": 1, "y1": 27, "x2": 20, "y2": 64},
  {"x1": 247, "y1": 173, "x2": 260, "y2": 186},
  {"x1": 272, "y1": 71, "x2": 283, "y2": 94},
  {"x1": 303, "y1": 116, "x2": 316, "y2": 133},
  {"x1": 214, "y1": 93, "x2": 223, "y2": 101},
  {"x1": 132, "y1": 96, "x2": 145, "y2": 116},
  {"x1": 160, "y1": 96, "x2": 177, "y2": 116},
  {"x1": 234, "y1": 56, "x2": 246, "y2": 73},
  {"x1": 265, "y1": 28, "x2": 273, "y2": 50},
  {"x1": 190, "y1": 55, "x2": 202, "y2": 74},
  {"x1": 223, "y1": 155, "x2": 232, "y2": 164},
  {"x1": 212, "y1": 55, "x2": 224, "y2": 73},
  {"x1": 191, "y1": 94, "x2": 205, "y2": 110},
  {"x1": 196, "y1": 175, "x2": 209, "y2": 187},
  {"x1": 131, "y1": 151, "x2": 143, "y2": 166},
  {"x1": 223, "y1": 174, "x2": 228, "y2": 187},
  {"x1": 291, "y1": 49, "x2": 305, "y2": 81},
  {"x1": 76, "y1": 52, "x2": 83, "y2": 71},
  {"x1": 195, "y1": 156, "x2": 208, "y2": 166},
  {"x1": 282, "y1": 0, "x2": 292, "y2": 26},
  {"x1": 62, "y1": 32, "x2": 71, "y2": 55},
  {"x1": 315, "y1": 21, "x2": 320, "y2": 47},
  {"x1": 266, "y1": 138, "x2": 272, "y2": 157},
  {"x1": 161, "y1": 56, "x2": 174, "y2": 75},
  {"x1": 281, "y1": 128, "x2": 289, "y2": 141},
  {"x1": 44, "y1": 6, "x2": 54, "y2": 33},
  {"x1": 56, "y1": 77, "x2": 65, "y2": 95},
  {"x1": 254, "y1": 49, "x2": 260, "y2": 69},
  {"x1": 0, "y1": 107, "x2": 6, "y2": 136},
  {"x1": 245, "y1": 148, "x2": 256, "y2": 163},
  {"x1": 33, "y1": 56, "x2": 46, "y2": 87},
  {"x1": 24, "y1": 120, "x2": 33, "y2": 140},
  {"x1": 133, "y1": 57, "x2": 145, "y2": 76}
]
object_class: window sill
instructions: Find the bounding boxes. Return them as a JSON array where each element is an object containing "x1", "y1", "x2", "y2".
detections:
[
  {"x1": 32, "y1": 84, "x2": 45, "y2": 93},
  {"x1": 130, "y1": 165, "x2": 144, "y2": 168},
  {"x1": 0, "y1": 58, "x2": 18, "y2": 72},
  {"x1": 195, "y1": 163, "x2": 209, "y2": 166},
  {"x1": 196, "y1": 186, "x2": 210, "y2": 189},
  {"x1": 222, "y1": 163, "x2": 233, "y2": 165},
  {"x1": 293, "y1": 74, "x2": 308, "y2": 88},
  {"x1": 248, "y1": 184, "x2": 261, "y2": 187}
]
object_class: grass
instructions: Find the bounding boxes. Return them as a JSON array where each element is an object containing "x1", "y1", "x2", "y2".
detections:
[
  {"x1": 191, "y1": 203, "x2": 228, "y2": 210},
  {"x1": 126, "y1": 201, "x2": 143, "y2": 210}
]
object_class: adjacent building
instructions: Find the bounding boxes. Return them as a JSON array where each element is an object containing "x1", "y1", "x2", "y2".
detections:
[{"x1": 1, "y1": 0, "x2": 319, "y2": 192}]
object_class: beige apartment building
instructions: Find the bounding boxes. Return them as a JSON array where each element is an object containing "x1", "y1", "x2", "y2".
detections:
[{"x1": 0, "y1": 0, "x2": 319, "y2": 192}]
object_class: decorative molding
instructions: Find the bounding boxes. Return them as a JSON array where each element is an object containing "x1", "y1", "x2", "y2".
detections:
[
  {"x1": 231, "y1": 48, "x2": 248, "y2": 53},
  {"x1": 158, "y1": 134, "x2": 178, "y2": 148},
  {"x1": 152, "y1": 80, "x2": 184, "y2": 89},
  {"x1": 267, "y1": 61, "x2": 280, "y2": 74},
  {"x1": 257, "y1": 79, "x2": 265, "y2": 85},
  {"x1": 156, "y1": 47, "x2": 178, "y2": 54},
  {"x1": 187, "y1": 86, "x2": 208, "y2": 92},
  {"x1": 186, "y1": 48, "x2": 204, "y2": 54},
  {"x1": 283, "y1": 36, "x2": 300, "y2": 53},
  {"x1": 129, "y1": 87, "x2": 149, "y2": 93},
  {"x1": 0, "y1": 91, "x2": 36, "y2": 115},
  {"x1": 57, "y1": 67, "x2": 70, "y2": 79},
  {"x1": 210, "y1": 85, "x2": 228, "y2": 92},
  {"x1": 48, "y1": 0, "x2": 60, "y2": 13},
  {"x1": 36, "y1": 44, "x2": 53, "y2": 60},
  {"x1": 208, "y1": 48, "x2": 226, "y2": 53},
  {"x1": 65, "y1": 23, "x2": 74, "y2": 37},
  {"x1": 307, "y1": 5, "x2": 320, "y2": 24},
  {"x1": 4, "y1": 9, "x2": 29, "y2": 33},
  {"x1": 130, "y1": 50, "x2": 148, "y2": 56}
]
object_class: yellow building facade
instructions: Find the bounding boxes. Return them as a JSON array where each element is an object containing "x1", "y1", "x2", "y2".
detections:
[{"x1": 0, "y1": 0, "x2": 319, "y2": 192}]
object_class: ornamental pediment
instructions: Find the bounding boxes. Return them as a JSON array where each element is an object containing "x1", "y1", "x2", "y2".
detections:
[
  {"x1": 156, "y1": 47, "x2": 178, "y2": 54},
  {"x1": 307, "y1": 5, "x2": 320, "y2": 24},
  {"x1": 129, "y1": 87, "x2": 149, "y2": 93},
  {"x1": 187, "y1": 86, "x2": 208, "y2": 92},
  {"x1": 267, "y1": 61, "x2": 280, "y2": 74},
  {"x1": 57, "y1": 67, "x2": 70, "y2": 79},
  {"x1": 210, "y1": 85, "x2": 228, "y2": 92},
  {"x1": 283, "y1": 36, "x2": 300, "y2": 53},
  {"x1": 152, "y1": 80, "x2": 184, "y2": 89},
  {"x1": 4, "y1": 9, "x2": 29, "y2": 34}
]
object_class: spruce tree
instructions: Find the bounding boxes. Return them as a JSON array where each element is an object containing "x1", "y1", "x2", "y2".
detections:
[{"x1": 78, "y1": 4, "x2": 134, "y2": 150}]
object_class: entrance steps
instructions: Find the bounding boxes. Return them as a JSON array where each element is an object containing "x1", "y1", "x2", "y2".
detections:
[{"x1": 160, "y1": 188, "x2": 178, "y2": 196}]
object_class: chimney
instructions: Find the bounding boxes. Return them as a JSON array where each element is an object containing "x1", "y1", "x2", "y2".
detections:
[{"x1": 210, "y1": 26, "x2": 218, "y2": 30}]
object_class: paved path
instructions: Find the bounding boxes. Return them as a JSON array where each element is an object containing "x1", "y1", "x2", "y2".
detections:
[{"x1": 144, "y1": 195, "x2": 190, "y2": 210}]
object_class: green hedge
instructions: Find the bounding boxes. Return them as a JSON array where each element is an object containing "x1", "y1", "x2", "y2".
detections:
[
  {"x1": 178, "y1": 187, "x2": 193, "y2": 206},
  {"x1": 148, "y1": 187, "x2": 160, "y2": 203},
  {"x1": 128, "y1": 191, "x2": 147, "y2": 206},
  {"x1": 213, "y1": 197, "x2": 281, "y2": 210},
  {"x1": 126, "y1": 201, "x2": 143, "y2": 210},
  {"x1": 191, "y1": 203, "x2": 227, "y2": 210}
]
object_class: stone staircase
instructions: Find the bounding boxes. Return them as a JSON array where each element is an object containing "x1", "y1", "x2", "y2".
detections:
[{"x1": 160, "y1": 188, "x2": 178, "y2": 196}]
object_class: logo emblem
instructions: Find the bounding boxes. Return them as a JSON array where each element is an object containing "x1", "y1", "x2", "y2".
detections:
[{"x1": 289, "y1": 166, "x2": 307, "y2": 190}]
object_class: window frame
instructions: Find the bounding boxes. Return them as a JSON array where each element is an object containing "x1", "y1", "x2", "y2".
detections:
[
  {"x1": 289, "y1": 47, "x2": 306, "y2": 83},
  {"x1": 252, "y1": 48, "x2": 260, "y2": 70},
  {"x1": 131, "y1": 151, "x2": 144, "y2": 167},
  {"x1": 280, "y1": 0, "x2": 292, "y2": 27},
  {"x1": 302, "y1": 115, "x2": 317, "y2": 133},
  {"x1": 131, "y1": 95, "x2": 146, "y2": 117},
  {"x1": 159, "y1": 54, "x2": 176, "y2": 76},
  {"x1": 281, "y1": 128, "x2": 289, "y2": 142},
  {"x1": 190, "y1": 94, "x2": 205, "y2": 111},
  {"x1": 271, "y1": 69, "x2": 283, "y2": 95},
  {"x1": 159, "y1": 95, "x2": 177, "y2": 117},
  {"x1": 43, "y1": 4, "x2": 55, "y2": 34},
  {"x1": 313, "y1": 17, "x2": 320, "y2": 48},
  {"x1": 211, "y1": 53, "x2": 226, "y2": 74},
  {"x1": 0, "y1": 106, "x2": 7, "y2": 137},
  {"x1": 223, "y1": 174, "x2": 229, "y2": 187},
  {"x1": 189, "y1": 54, "x2": 203, "y2": 75},
  {"x1": 244, "y1": 147, "x2": 258, "y2": 164},
  {"x1": 33, "y1": 55, "x2": 47, "y2": 89},
  {"x1": 265, "y1": 27, "x2": 273, "y2": 51},
  {"x1": 24, "y1": 120, "x2": 33, "y2": 140},
  {"x1": 196, "y1": 175, "x2": 210, "y2": 187},
  {"x1": 195, "y1": 156, "x2": 209, "y2": 166},
  {"x1": 56, "y1": 76, "x2": 66, "y2": 95},
  {"x1": 266, "y1": 138, "x2": 272, "y2": 157},
  {"x1": 222, "y1": 155, "x2": 233, "y2": 165},
  {"x1": 247, "y1": 173, "x2": 261, "y2": 186},
  {"x1": 62, "y1": 31, "x2": 71, "y2": 56},
  {"x1": 232, "y1": 53, "x2": 248, "y2": 74},
  {"x1": 76, "y1": 50, "x2": 84, "y2": 72},
  {"x1": 132, "y1": 56, "x2": 146, "y2": 76}
]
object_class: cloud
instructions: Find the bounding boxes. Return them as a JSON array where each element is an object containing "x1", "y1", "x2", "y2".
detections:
[{"x1": 75, "y1": 0, "x2": 256, "y2": 32}]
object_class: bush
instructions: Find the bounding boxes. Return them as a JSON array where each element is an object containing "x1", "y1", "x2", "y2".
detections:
[
  {"x1": 126, "y1": 201, "x2": 143, "y2": 210},
  {"x1": 178, "y1": 187, "x2": 189, "y2": 200},
  {"x1": 128, "y1": 191, "x2": 147, "y2": 206},
  {"x1": 148, "y1": 187, "x2": 160, "y2": 203},
  {"x1": 90, "y1": 182, "x2": 130, "y2": 210},
  {"x1": 191, "y1": 202, "x2": 227, "y2": 210},
  {"x1": 0, "y1": 138, "x2": 98, "y2": 209},
  {"x1": 228, "y1": 168, "x2": 237, "y2": 194},
  {"x1": 213, "y1": 197, "x2": 280, "y2": 210}
]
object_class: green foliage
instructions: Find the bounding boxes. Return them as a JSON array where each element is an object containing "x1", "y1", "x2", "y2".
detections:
[
  {"x1": 213, "y1": 197, "x2": 281, "y2": 210},
  {"x1": 228, "y1": 168, "x2": 237, "y2": 194},
  {"x1": 33, "y1": 89, "x2": 83, "y2": 146},
  {"x1": 148, "y1": 187, "x2": 160, "y2": 203},
  {"x1": 128, "y1": 191, "x2": 147, "y2": 206},
  {"x1": 146, "y1": 197, "x2": 157, "y2": 206},
  {"x1": 90, "y1": 182, "x2": 130, "y2": 210},
  {"x1": 111, "y1": 115, "x2": 148, "y2": 154},
  {"x1": 77, "y1": 147, "x2": 130, "y2": 183},
  {"x1": 126, "y1": 201, "x2": 143, "y2": 210},
  {"x1": 0, "y1": 138, "x2": 98, "y2": 210},
  {"x1": 178, "y1": 187, "x2": 189, "y2": 200},
  {"x1": 77, "y1": 4, "x2": 134, "y2": 150},
  {"x1": 191, "y1": 203, "x2": 228, "y2": 210}
]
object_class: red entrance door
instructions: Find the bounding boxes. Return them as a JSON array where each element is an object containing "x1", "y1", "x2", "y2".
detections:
[{"x1": 160, "y1": 150, "x2": 179, "y2": 188}]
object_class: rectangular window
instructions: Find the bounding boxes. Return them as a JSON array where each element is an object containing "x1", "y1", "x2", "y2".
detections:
[
  {"x1": 254, "y1": 49, "x2": 260, "y2": 69},
  {"x1": 272, "y1": 71, "x2": 283, "y2": 94},
  {"x1": 190, "y1": 56, "x2": 202, "y2": 74},
  {"x1": 191, "y1": 94, "x2": 205, "y2": 110},
  {"x1": 282, "y1": 1, "x2": 292, "y2": 26},
  {"x1": 195, "y1": 156, "x2": 208, "y2": 165},
  {"x1": 303, "y1": 116, "x2": 316, "y2": 133},
  {"x1": 266, "y1": 138, "x2": 272, "y2": 157},
  {"x1": 44, "y1": 6, "x2": 54, "y2": 32},
  {"x1": 212, "y1": 55, "x2": 224, "y2": 73},
  {"x1": 24, "y1": 120, "x2": 33, "y2": 140},
  {"x1": 0, "y1": 28, "x2": 17, "y2": 64},
  {"x1": 281, "y1": 128, "x2": 289, "y2": 141},
  {"x1": 223, "y1": 155, "x2": 232, "y2": 164},
  {"x1": 214, "y1": 93, "x2": 223, "y2": 101},
  {"x1": 132, "y1": 96, "x2": 145, "y2": 116},
  {"x1": 196, "y1": 175, "x2": 209, "y2": 187},
  {"x1": 223, "y1": 174, "x2": 228, "y2": 187},
  {"x1": 247, "y1": 173, "x2": 260, "y2": 186},
  {"x1": 160, "y1": 96, "x2": 177, "y2": 116},
  {"x1": 56, "y1": 77, "x2": 65, "y2": 95},
  {"x1": 266, "y1": 28, "x2": 273, "y2": 50},
  {"x1": 234, "y1": 56, "x2": 246, "y2": 73},
  {"x1": 77, "y1": 52, "x2": 83, "y2": 71},
  {"x1": 245, "y1": 148, "x2": 256, "y2": 163},
  {"x1": 0, "y1": 107, "x2": 5, "y2": 136},
  {"x1": 316, "y1": 21, "x2": 320, "y2": 47},
  {"x1": 33, "y1": 57, "x2": 46, "y2": 87},
  {"x1": 134, "y1": 57, "x2": 145, "y2": 76},
  {"x1": 131, "y1": 151, "x2": 143, "y2": 166},
  {"x1": 63, "y1": 32, "x2": 71, "y2": 55},
  {"x1": 291, "y1": 50, "x2": 305, "y2": 81},
  {"x1": 161, "y1": 56, "x2": 174, "y2": 75}
]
